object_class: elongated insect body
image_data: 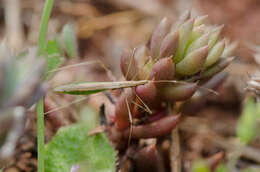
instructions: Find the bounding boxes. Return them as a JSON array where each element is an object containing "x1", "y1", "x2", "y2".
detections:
[{"x1": 54, "y1": 80, "x2": 148, "y2": 95}]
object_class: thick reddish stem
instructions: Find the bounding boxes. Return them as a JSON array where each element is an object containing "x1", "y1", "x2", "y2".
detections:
[
  {"x1": 134, "y1": 144, "x2": 166, "y2": 172},
  {"x1": 206, "y1": 152, "x2": 224, "y2": 171}
]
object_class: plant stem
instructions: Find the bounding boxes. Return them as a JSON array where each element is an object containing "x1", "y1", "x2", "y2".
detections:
[
  {"x1": 37, "y1": 99, "x2": 45, "y2": 172},
  {"x1": 171, "y1": 128, "x2": 181, "y2": 172},
  {"x1": 37, "y1": 0, "x2": 54, "y2": 172},
  {"x1": 38, "y1": 0, "x2": 54, "y2": 55},
  {"x1": 169, "y1": 103, "x2": 181, "y2": 172}
]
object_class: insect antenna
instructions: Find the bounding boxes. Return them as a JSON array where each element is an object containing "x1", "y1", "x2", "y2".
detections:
[
  {"x1": 44, "y1": 97, "x2": 88, "y2": 115},
  {"x1": 131, "y1": 100, "x2": 151, "y2": 114},
  {"x1": 47, "y1": 60, "x2": 100, "y2": 73},
  {"x1": 125, "y1": 48, "x2": 137, "y2": 80},
  {"x1": 125, "y1": 98, "x2": 133, "y2": 147},
  {"x1": 134, "y1": 92, "x2": 152, "y2": 114}
]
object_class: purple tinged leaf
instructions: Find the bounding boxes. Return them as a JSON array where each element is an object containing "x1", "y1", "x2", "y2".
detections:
[
  {"x1": 135, "y1": 81, "x2": 158, "y2": 107},
  {"x1": 138, "y1": 59, "x2": 154, "y2": 80},
  {"x1": 201, "y1": 72, "x2": 228, "y2": 91},
  {"x1": 194, "y1": 15, "x2": 208, "y2": 26},
  {"x1": 120, "y1": 47, "x2": 139, "y2": 80},
  {"x1": 149, "y1": 57, "x2": 175, "y2": 83},
  {"x1": 159, "y1": 83, "x2": 198, "y2": 101},
  {"x1": 124, "y1": 114, "x2": 181, "y2": 139},
  {"x1": 172, "y1": 9, "x2": 191, "y2": 30},
  {"x1": 179, "y1": 10, "x2": 191, "y2": 23},
  {"x1": 134, "y1": 46, "x2": 152, "y2": 80},
  {"x1": 135, "y1": 45, "x2": 149, "y2": 66},
  {"x1": 222, "y1": 41, "x2": 238, "y2": 57},
  {"x1": 150, "y1": 17, "x2": 171, "y2": 59},
  {"x1": 115, "y1": 88, "x2": 136, "y2": 130},
  {"x1": 202, "y1": 57, "x2": 234, "y2": 79},
  {"x1": 159, "y1": 31, "x2": 179, "y2": 59}
]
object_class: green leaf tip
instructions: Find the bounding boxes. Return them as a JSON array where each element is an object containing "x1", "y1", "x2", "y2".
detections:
[
  {"x1": 45, "y1": 39, "x2": 64, "y2": 79},
  {"x1": 62, "y1": 24, "x2": 78, "y2": 58},
  {"x1": 237, "y1": 98, "x2": 260, "y2": 144}
]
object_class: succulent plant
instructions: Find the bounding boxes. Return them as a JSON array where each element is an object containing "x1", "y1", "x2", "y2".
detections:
[
  {"x1": 107, "y1": 12, "x2": 236, "y2": 171},
  {"x1": 0, "y1": 43, "x2": 46, "y2": 159},
  {"x1": 116, "y1": 11, "x2": 236, "y2": 134},
  {"x1": 0, "y1": 44, "x2": 47, "y2": 111},
  {"x1": 55, "y1": 11, "x2": 237, "y2": 171}
]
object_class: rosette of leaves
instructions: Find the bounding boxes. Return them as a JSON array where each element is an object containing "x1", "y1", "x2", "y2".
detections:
[
  {"x1": 0, "y1": 44, "x2": 46, "y2": 110},
  {"x1": 115, "y1": 11, "x2": 236, "y2": 133},
  {"x1": 0, "y1": 43, "x2": 46, "y2": 159}
]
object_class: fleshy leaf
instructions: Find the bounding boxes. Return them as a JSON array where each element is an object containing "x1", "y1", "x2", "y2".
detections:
[
  {"x1": 194, "y1": 15, "x2": 208, "y2": 26},
  {"x1": 174, "y1": 19, "x2": 194, "y2": 63}
]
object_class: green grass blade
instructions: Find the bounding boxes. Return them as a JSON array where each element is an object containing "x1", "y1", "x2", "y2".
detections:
[
  {"x1": 38, "y1": 0, "x2": 54, "y2": 56},
  {"x1": 37, "y1": 1, "x2": 54, "y2": 172}
]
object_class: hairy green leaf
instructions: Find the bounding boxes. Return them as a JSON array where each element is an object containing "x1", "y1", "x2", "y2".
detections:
[{"x1": 45, "y1": 123, "x2": 116, "y2": 172}]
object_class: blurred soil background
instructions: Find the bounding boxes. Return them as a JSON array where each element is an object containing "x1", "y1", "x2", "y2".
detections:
[{"x1": 1, "y1": 0, "x2": 260, "y2": 171}]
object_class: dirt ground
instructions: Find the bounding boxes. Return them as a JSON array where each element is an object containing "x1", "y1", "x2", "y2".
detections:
[{"x1": 1, "y1": 0, "x2": 260, "y2": 171}]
